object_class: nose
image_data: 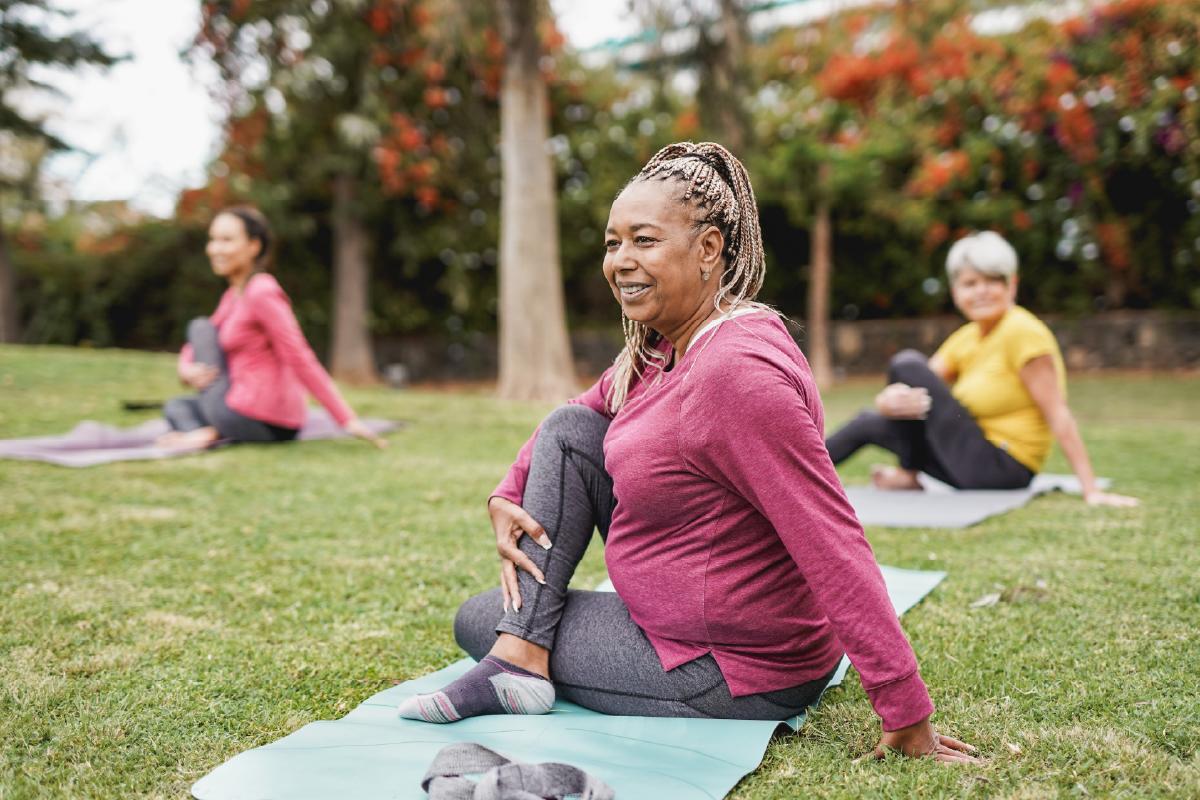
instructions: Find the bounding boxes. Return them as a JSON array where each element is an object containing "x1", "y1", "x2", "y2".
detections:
[{"x1": 611, "y1": 240, "x2": 638, "y2": 270}]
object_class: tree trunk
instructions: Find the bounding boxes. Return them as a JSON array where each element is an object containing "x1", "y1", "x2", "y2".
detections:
[
  {"x1": 0, "y1": 227, "x2": 20, "y2": 343},
  {"x1": 330, "y1": 172, "x2": 379, "y2": 384},
  {"x1": 495, "y1": 0, "x2": 577, "y2": 402},
  {"x1": 807, "y1": 169, "x2": 834, "y2": 391},
  {"x1": 715, "y1": 0, "x2": 749, "y2": 152},
  {"x1": 694, "y1": 0, "x2": 751, "y2": 153}
]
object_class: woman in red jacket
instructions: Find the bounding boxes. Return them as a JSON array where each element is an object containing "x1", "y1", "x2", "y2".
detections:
[{"x1": 160, "y1": 206, "x2": 384, "y2": 449}]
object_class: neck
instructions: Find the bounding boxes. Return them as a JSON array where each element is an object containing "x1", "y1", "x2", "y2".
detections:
[
  {"x1": 228, "y1": 267, "x2": 255, "y2": 293},
  {"x1": 658, "y1": 299, "x2": 727, "y2": 362},
  {"x1": 976, "y1": 306, "x2": 1011, "y2": 336}
]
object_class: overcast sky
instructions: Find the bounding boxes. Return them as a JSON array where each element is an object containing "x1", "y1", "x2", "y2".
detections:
[{"x1": 35, "y1": 0, "x2": 638, "y2": 217}]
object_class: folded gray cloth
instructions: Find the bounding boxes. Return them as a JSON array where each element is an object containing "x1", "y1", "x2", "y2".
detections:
[{"x1": 421, "y1": 742, "x2": 614, "y2": 800}]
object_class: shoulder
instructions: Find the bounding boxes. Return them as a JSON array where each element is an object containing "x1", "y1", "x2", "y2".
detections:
[
  {"x1": 1004, "y1": 306, "x2": 1057, "y2": 342},
  {"x1": 940, "y1": 321, "x2": 977, "y2": 350},
  {"x1": 242, "y1": 273, "x2": 292, "y2": 309},
  {"x1": 243, "y1": 272, "x2": 285, "y2": 296},
  {"x1": 683, "y1": 312, "x2": 812, "y2": 405}
]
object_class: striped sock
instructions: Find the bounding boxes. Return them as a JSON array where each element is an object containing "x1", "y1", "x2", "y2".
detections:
[{"x1": 397, "y1": 655, "x2": 555, "y2": 723}]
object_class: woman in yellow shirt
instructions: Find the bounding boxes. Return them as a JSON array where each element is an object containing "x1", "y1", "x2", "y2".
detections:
[{"x1": 826, "y1": 231, "x2": 1136, "y2": 507}]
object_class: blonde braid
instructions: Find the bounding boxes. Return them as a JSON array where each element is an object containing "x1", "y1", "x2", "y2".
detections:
[{"x1": 607, "y1": 142, "x2": 769, "y2": 413}]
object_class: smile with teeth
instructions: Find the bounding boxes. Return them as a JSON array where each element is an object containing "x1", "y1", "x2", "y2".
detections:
[{"x1": 618, "y1": 283, "x2": 651, "y2": 299}]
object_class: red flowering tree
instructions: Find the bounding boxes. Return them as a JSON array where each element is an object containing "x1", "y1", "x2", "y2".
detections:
[
  {"x1": 754, "y1": 0, "x2": 1200, "y2": 320},
  {"x1": 192, "y1": 0, "x2": 497, "y2": 383}
]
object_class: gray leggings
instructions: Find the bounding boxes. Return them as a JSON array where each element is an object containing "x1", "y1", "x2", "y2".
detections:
[
  {"x1": 163, "y1": 318, "x2": 297, "y2": 443},
  {"x1": 454, "y1": 405, "x2": 836, "y2": 720}
]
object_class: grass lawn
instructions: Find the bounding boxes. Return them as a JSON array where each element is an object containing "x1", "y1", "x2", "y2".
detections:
[{"x1": 1, "y1": 344, "x2": 1198, "y2": 799}]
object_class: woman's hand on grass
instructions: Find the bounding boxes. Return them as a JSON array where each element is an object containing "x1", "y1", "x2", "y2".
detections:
[
  {"x1": 871, "y1": 717, "x2": 981, "y2": 765},
  {"x1": 488, "y1": 496, "x2": 551, "y2": 613},
  {"x1": 180, "y1": 362, "x2": 219, "y2": 391},
  {"x1": 1084, "y1": 489, "x2": 1139, "y2": 508},
  {"x1": 343, "y1": 417, "x2": 387, "y2": 449},
  {"x1": 874, "y1": 383, "x2": 932, "y2": 420}
]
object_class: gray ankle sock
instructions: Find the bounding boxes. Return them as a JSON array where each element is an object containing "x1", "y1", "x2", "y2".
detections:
[{"x1": 398, "y1": 656, "x2": 555, "y2": 723}]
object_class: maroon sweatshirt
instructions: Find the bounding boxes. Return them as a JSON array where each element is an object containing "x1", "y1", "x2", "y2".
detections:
[{"x1": 494, "y1": 312, "x2": 934, "y2": 731}]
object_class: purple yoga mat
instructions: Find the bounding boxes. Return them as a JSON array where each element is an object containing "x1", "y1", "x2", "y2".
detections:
[{"x1": 0, "y1": 410, "x2": 401, "y2": 467}]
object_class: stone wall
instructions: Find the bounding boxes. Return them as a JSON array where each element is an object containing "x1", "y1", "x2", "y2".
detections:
[{"x1": 374, "y1": 311, "x2": 1200, "y2": 384}]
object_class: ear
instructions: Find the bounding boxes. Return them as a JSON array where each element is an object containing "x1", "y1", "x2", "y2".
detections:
[
  {"x1": 1007, "y1": 274, "x2": 1019, "y2": 301},
  {"x1": 696, "y1": 225, "x2": 725, "y2": 274}
]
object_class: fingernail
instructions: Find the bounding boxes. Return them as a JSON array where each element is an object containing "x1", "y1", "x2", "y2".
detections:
[
  {"x1": 514, "y1": 600, "x2": 521, "y2": 611},
  {"x1": 535, "y1": 576, "x2": 546, "y2": 585},
  {"x1": 503, "y1": 602, "x2": 509, "y2": 613},
  {"x1": 536, "y1": 535, "x2": 552, "y2": 550}
]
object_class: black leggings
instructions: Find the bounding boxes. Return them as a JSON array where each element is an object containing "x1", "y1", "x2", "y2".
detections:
[
  {"x1": 825, "y1": 350, "x2": 1034, "y2": 490},
  {"x1": 163, "y1": 318, "x2": 298, "y2": 443},
  {"x1": 454, "y1": 404, "x2": 837, "y2": 720}
]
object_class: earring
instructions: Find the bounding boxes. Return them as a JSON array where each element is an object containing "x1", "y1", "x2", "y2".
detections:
[{"x1": 701, "y1": 271, "x2": 711, "y2": 281}]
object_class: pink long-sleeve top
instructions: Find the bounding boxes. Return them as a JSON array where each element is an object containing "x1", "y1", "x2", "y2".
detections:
[
  {"x1": 493, "y1": 312, "x2": 934, "y2": 731},
  {"x1": 178, "y1": 273, "x2": 354, "y2": 430}
]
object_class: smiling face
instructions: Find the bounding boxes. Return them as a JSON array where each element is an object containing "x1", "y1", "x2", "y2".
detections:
[
  {"x1": 206, "y1": 212, "x2": 261, "y2": 283},
  {"x1": 603, "y1": 179, "x2": 725, "y2": 340},
  {"x1": 950, "y1": 266, "x2": 1018, "y2": 326}
]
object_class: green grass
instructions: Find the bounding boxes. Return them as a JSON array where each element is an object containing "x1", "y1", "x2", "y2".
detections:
[{"x1": 1, "y1": 345, "x2": 1198, "y2": 798}]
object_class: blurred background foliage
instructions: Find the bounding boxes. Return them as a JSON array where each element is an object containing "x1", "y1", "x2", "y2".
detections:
[{"x1": 5, "y1": 0, "x2": 1199, "y2": 350}]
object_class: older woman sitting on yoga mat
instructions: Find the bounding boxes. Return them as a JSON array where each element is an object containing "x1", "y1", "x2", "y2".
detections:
[
  {"x1": 825, "y1": 231, "x2": 1136, "y2": 507},
  {"x1": 159, "y1": 206, "x2": 384, "y2": 449},
  {"x1": 400, "y1": 143, "x2": 978, "y2": 764}
]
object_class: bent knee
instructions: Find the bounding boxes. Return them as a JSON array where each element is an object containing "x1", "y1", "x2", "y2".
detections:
[
  {"x1": 543, "y1": 403, "x2": 606, "y2": 429},
  {"x1": 186, "y1": 316, "x2": 214, "y2": 337},
  {"x1": 453, "y1": 590, "x2": 504, "y2": 659},
  {"x1": 540, "y1": 404, "x2": 610, "y2": 444},
  {"x1": 887, "y1": 349, "x2": 930, "y2": 383}
]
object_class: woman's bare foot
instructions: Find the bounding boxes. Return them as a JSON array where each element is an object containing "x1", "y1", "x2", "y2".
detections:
[
  {"x1": 870, "y1": 464, "x2": 923, "y2": 491},
  {"x1": 156, "y1": 427, "x2": 220, "y2": 449}
]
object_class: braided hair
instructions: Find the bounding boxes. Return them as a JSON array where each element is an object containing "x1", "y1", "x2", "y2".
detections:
[{"x1": 606, "y1": 142, "x2": 769, "y2": 412}]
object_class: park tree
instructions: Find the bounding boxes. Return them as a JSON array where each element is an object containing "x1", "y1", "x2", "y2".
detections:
[
  {"x1": 0, "y1": 0, "x2": 116, "y2": 343},
  {"x1": 495, "y1": 0, "x2": 577, "y2": 401},
  {"x1": 193, "y1": 0, "x2": 486, "y2": 383}
]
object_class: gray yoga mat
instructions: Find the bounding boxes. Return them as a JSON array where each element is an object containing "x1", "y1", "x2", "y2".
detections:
[
  {"x1": 191, "y1": 565, "x2": 946, "y2": 800},
  {"x1": 0, "y1": 409, "x2": 401, "y2": 467},
  {"x1": 845, "y1": 473, "x2": 1111, "y2": 529}
]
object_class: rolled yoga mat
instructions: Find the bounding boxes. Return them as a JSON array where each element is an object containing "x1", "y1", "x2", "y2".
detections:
[
  {"x1": 0, "y1": 409, "x2": 402, "y2": 467},
  {"x1": 191, "y1": 564, "x2": 946, "y2": 800},
  {"x1": 845, "y1": 472, "x2": 1111, "y2": 529}
]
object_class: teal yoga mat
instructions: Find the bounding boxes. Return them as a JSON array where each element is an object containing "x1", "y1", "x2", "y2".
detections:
[{"x1": 191, "y1": 565, "x2": 945, "y2": 800}]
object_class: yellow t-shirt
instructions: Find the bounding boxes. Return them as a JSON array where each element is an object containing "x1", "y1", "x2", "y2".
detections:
[{"x1": 933, "y1": 306, "x2": 1065, "y2": 472}]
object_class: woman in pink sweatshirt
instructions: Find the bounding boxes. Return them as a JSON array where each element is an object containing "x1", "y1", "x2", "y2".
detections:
[
  {"x1": 161, "y1": 206, "x2": 383, "y2": 449},
  {"x1": 400, "y1": 144, "x2": 977, "y2": 763}
]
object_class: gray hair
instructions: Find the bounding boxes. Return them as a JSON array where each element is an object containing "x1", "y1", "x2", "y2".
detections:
[
  {"x1": 606, "y1": 142, "x2": 769, "y2": 413},
  {"x1": 945, "y1": 231, "x2": 1019, "y2": 283}
]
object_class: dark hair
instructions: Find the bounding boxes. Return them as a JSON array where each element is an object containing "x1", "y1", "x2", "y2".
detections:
[{"x1": 217, "y1": 205, "x2": 273, "y2": 270}]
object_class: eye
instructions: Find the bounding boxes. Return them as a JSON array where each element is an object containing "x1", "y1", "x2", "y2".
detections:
[
  {"x1": 604, "y1": 238, "x2": 620, "y2": 250},
  {"x1": 634, "y1": 235, "x2": 656, "y2": 245}
]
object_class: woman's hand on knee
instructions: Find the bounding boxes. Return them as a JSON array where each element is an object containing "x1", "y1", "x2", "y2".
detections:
[
  {"x1": 488, "y1": 497, "x2": 551, "y2": 613},
  {"x1": 869, "y1": 716, "x2": 981, "y2": 765},
  {"x1": 180, "y1": 362, "x2": 218, "y2": 391},
  {"x1": 875, "y1": 383, "x2": 931, "y2": 420}
]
